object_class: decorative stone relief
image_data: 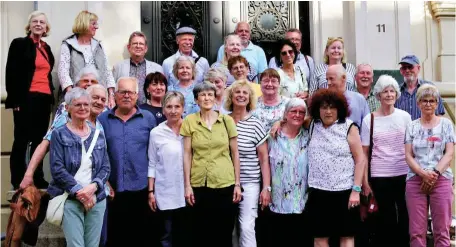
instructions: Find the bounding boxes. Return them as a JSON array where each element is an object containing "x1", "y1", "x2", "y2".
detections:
[{"x1": 248, "y1": 1, "x2": 289, "y2": 42}]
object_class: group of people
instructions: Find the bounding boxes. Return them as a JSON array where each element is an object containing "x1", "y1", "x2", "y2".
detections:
[{"x1": 5, "y1": 9, "x2": 454, "y2": 247}]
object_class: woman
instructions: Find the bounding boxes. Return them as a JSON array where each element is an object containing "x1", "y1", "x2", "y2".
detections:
[
  {"x1": 6, "y1": 11, "x2": 55, "y2": 190},
  {"x1": 274, "y1": 39, "x2": 308, "y2": 100},
  {"x1": 361, "y1": 75, "x2": 411, "y2": 246},
  {"x1": 58, "y1": 10, "x2": 116, "y2": 108},
  {"x1": 228, "y1": 56, "x2": 262, "y2": 97},
  {"x1": 180, "y1": 82, "x2": 242, "y2": 247},
  {"x1": 305, "y1": 89, "x2": 365, "y2": 247},
  {"x1": 267, "y1": 98, "x2": 311, "y2": 247},
  {"x1": 204, "y1": 67, "x2": 230, "y2": 114},
  {"x1": 148, "y1": 91, "x2": 186, "y2": 247},
  {"x1": 139, "y1": 72, "x2": 168, "y2": 124},
  {"x1": 405, "y1": 84, "x2": 454, "y2": 247},
  {"x1": 224, "y1": 80, "x2": 270, "y2": 247},
  {"x1": 252, "y1": 69, "x2": 289, "y2": 132},
  {"x1": 211, "y1": 34, "x2": 243, "y2": 87},
  {"x1": 48, "y1": 88, "x2": 110, "y2": 247},
  {"x1": 169, "y1": 56, "x2": 199, "y2": 117},
  {"x1": 310, "y1": 37, "x2": 356, "y2": 95}
]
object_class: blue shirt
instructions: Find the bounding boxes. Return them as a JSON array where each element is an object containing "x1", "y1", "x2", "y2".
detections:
[
  {"x1": 162, "y1": 50, "x2": 210, "y2": 87},
  {"x1": 98, "y1": 107, "x2": 157, "y2": 192},
  {"x1": 395, "y1": 79, "x2": 445, "y2": 120},
  {"x1": 344, "y1": 90, "x2": 370, "y2": 129},
  {"x1": 168, "y1": 83, "x2": 200, "y2": 117},
  {"x1": 216, "y1": 41, "x2": 268, "y2": 81}
]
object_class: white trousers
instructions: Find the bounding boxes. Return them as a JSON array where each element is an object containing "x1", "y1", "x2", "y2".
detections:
[{"x1": 238, "y1": 182, "x2": 260, "y2": 247}]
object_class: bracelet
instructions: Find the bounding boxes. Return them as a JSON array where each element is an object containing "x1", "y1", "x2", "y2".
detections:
[
  {"x1": 148, "y1": 190, "x2": 154, "y2": 194},
  {"x1": 234, "y1": 184, "x2": 241, "y2": 187},
  {"x1": 433, "y1": 168, "x2": 442, "y2": 176}
]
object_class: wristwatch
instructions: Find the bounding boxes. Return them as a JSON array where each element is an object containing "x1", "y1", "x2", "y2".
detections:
[
  {"x1": 433, "y1": 168, "x2": 442, "y2": 176},
  {"x1": 264, "y1": 186, "x2": 272, "y2": 192},
  {"x1": 352, "y1": 185, "x2": 362, "y2": 192}
]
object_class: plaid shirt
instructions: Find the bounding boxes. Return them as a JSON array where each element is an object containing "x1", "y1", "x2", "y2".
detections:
[{"x1": 356, "y1": 88, "x2": 380, "y2": 113}]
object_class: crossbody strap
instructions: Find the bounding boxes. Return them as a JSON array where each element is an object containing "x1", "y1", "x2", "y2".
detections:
[
  {"x1": 86, "y1": 129, "x2": 100, "y2": 159},
  {"x1": 368, "y1": 113, "x2": 374, "y2": 181}
]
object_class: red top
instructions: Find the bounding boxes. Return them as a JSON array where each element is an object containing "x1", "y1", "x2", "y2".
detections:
[{"x1": 29, "y1": 39, "x2": 51, "y2": 94}]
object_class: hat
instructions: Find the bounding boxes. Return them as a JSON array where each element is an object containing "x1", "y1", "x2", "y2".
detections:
[
  {"x1": 399, "y1": 55, "x2": 420, "y2": 65},
  {"x1": 176, "y1": 26, "x2": 197, "y2": 36},
  {"x1": 175, "y1": 8, "x2": 197, "y2": 36}
]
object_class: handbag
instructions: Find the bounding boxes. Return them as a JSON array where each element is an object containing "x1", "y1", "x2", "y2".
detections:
[
  {"x1": 360, "y1": 113, "x2": 379, "y2": 221},
  {"x1": 46, "y1": 129, "x2": 100, "y2": 226}
]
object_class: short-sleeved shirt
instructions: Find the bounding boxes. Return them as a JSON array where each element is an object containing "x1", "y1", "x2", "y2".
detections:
[
  {"x1": 252, "y1": 96, "x2": 289, "y2": 132},
  {"x1": 310, "y1": 63, "x2": 356, "y2": 95},
  {"x1": 169, "y1": 83, "x2": 200, "y2": 118},
  {"x1": 139, "y1": 103, "x2": 166, "y2": 124},
  {"x1": 180, "y1": 112, "x2": 238, "y2": 188},
  {"x1": 405, "y1": 117, "x2": 455, "y2": 180},
  {"x1": 236, "y1": 115, "x2": 268, "y2": 183},
  {"x1": 344, "y1": 90, "x2": 370, "y2": 130},
  {"x1": 361, "y1": 109, "x2": 412, "y2": 177},
  {"x1": 355, "y1": 87, "x2": 380, "y2": 113},
  {"x1": 276, "y1": 65, "x2": 308, "y2": 98},
  {"x1": 162, "y1": 50, "x2": 210, "y2": 87},
  {"x1": 269, "y1": 53, "x2": 315, "y2": 83}
]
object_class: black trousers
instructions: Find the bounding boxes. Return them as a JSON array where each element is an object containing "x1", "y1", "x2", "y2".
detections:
[
  {"x1": 264, "y1": 210, "x2": 313, "y2": 247},
  {"x1": 370, "y1": 175, "x2": 409, "y2": 247},
  {"x1": 106, "y1": 188, "x2": 160, "y2": 247},
  {"x1": 158, "y1": 207, "x2": 190, "y2": 247},
  {"x1": 189, "y1": 185, "x2": 237, "y2": 247},
  {"x1": 10, "y1": 92, "x2": 52, "y2": 189}
]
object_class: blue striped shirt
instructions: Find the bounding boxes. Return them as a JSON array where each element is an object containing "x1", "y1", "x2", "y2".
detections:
[{"x1": 394, "y1": 79, "x2": 445, "y2": 120}]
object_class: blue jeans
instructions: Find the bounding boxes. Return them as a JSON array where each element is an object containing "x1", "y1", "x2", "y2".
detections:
[{"x1": 62, "y1": 199, "x2": 106, "y2": 247}]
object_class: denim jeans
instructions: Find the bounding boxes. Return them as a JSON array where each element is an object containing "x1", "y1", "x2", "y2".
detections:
[{"x1": 62, "y1": 199, "x2": 106, "y2": 247}]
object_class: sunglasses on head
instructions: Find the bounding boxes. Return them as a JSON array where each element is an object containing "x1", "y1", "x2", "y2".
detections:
[{"x1": 328, "y1": 36, "x2": 343, "y2": 41}]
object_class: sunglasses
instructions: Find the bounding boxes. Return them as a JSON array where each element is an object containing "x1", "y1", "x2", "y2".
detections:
[
  {"x1": 281, "y1": 50, "x2": 294, "y2": 56},
  {"x1": 400, "y1": 65, "x2": 415, "y2": 71},
  {"x1": 328, "y1": 36, "x2": 343, "y2": 41}
]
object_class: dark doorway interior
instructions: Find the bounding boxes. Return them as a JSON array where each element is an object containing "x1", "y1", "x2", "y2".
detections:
[{"x1": 298, "y1": 1, "x2": 311, "y2": 56}]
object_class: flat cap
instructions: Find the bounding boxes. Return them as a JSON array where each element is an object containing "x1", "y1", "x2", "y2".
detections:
[{"x1": 176, "y1": 26, "x2": 196, "y2": 36}]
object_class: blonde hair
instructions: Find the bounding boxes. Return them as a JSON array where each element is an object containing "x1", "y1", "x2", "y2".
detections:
[
  {"x1": 204, "y1": 67, "x2": 228, "y2": 84},
  {"x1": 25, "y1": 11, "x2": 50, "y2": 37},
  {"x1": 162, "y1": 91, "x2": 185, "y2": 108},
  {"x1": 172, "y1": 56, "x2": 196, "y2": 80},
  {"x1": 323, "y1": 37, "x2": 347, "y2": 64},
  {"x1": 224, "y1": 79, "x2": 257, "y2": 112},
  {"x1": 72, "y1": 10, "x2": 98, "y2": 35}
]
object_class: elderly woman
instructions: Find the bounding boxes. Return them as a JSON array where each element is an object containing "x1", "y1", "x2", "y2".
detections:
[
  {"x1": 139, "y1": 72, "x2": 168, "y2": 124},
  {"x1": 204, "y1": 67, "x2": 230, "y2": 114},
  {"x1": 148, "y1": 91, "x2": 186, "y2": 247},
  {"x1": 48, "y1": 88, "x2": 110, "y2": 247},
  {"x1": 405, "y1": 84, "x2": 455, "y2": 247},
  {"x1": 361, "y1": 75, "x2": 411, "y2": 246},
  {"x1": 181, "y1": 82, "x2": 242, "y2": 247},
  {"x1": 211, "y1": 34, "x2": 242, "y2": 87},
  {"x1": 58, "y1": 10, "x2": 116, "y2": 108},
  {"x1": 305, "y1": 89, "x2": 365, "y2": 247},
  {"x1": 6, "y1": 11, "x2": 55, "y2": 189},
  {"x1": 267, "y1": 98, "x2": 311, "y2": 247},
  {"x1": 310, "y1": 37, "x2": 356, "y2": 95},
  {"x1": 252, "y1": 69, "x2": 289, "y2": 132},
  {"x1": 224, "y1": 80, "x2": 270, "y2": 247},
  {"x1": 228, "y1": 56, "x2": 262, "y2": 97},
  {"x1": 274, "y1": 39, "x2": 308, "y2": 100},
  {"x1": 169, "y1": 56, "x2": 199, "y2": 117}
]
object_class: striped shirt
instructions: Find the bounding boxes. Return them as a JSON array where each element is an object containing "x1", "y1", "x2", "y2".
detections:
[
  {"x1": 394, "y1": 79, "x2": 445, "y2": 120},
  {"x1": 310, "y1": 63, "x2": 356, "y2": 95},
  {"x1": 236, "y1": 115, "x2": 268, "y2": 183},
  {"x1": 361, "y1": 109, "x2": 412, "y2": 177}
]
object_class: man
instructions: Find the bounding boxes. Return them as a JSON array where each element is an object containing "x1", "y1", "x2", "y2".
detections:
[
  {"x1": 355, "y1": 63, "x2": 380, "y2": 112},
  {"x1": 395, "y1": 55, "x2": 445, "y2": 120},
  {"x1": 98, "y1": 77, "x2": 158, "y2": 246},
  {"x1": 216, "y1": 22, "x2": 268, "y2": 81},
  {"x1": 113, "y1": 31, "x2": 163, "y2": 105},
  {"x1": 162, "y1": 25, "x2": 210, "y2": 86},
  {"x1": 268, "y1": 28, "x2": 315, "y2": 83},
  {"x1": 327, "y1": 64, "x2": 370, "y2": 128}
]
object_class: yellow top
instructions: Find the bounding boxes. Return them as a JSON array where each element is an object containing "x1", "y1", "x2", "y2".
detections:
[
  {"x1": 250, "y1": 83, "x2": 263, "y2": 98},
  {"x1": 180, "y1": 112, "x2": 238, "y2": 188}
]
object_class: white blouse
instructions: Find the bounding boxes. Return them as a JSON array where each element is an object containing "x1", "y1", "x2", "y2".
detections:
[
  {"x1": 147, "y1": 121, "x2": 185, "y2": 210},
  {"x1": 276, "y1": 65, "x2": 308, "y2": 98}
]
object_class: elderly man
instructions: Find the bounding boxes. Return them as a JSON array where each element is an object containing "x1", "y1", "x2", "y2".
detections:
[
  {"x1": 327, "y1": 64, "x2": 370, "y2": 128},
  {"x1": 216, "y1": 22, "x2": 268, "y2": 80},
  {"x1": 355, "y1": 63, "x2": 380, "y2": 112},
  {"x1": 268, "y1": 28, "x2": 315, "y2": 82},
  {"x1": 395, "y1": 55, "x2": 445, "y2": 120},
  {"x1": 113, "y1": 31, "x2": 163, "y2": 105},
  {"x1": 98, "y1": 77, "x2": 158, "y2": 246},
  {"x1": 162, "y1": 25, "x2": 209, "y2": 87}
]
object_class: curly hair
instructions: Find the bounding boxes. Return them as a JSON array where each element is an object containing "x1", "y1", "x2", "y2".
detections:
[
  {"x1": 143, "y1": 72, "x2": 168, "y2": 100},
  {"x1": 275, "y1": 39, "x2": 298, "y2": 67},
  {"x1": 309, "y1": 89, "x2": 350, "y2": 122}
]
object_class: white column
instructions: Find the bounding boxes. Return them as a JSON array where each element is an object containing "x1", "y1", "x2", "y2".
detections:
[{"x1": 436, "y1": 16, "x2": 455, "y2": 82}]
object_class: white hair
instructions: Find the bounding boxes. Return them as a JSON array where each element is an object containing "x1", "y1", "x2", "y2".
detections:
[
  {"x1": 115, "y1": 77, "x2": 139, "y2": 93},
  {"x1": 64, "y1": 87, "x2": 90, "y2": 105},
  {"x1": 75, "y1": 66, "x2": 100, "y2": 85},
  {"x1": 204, "y1": 67, "x2": 228, "y2": 83},
  {"x1": 234, "y1": 21, "x2": 251, "y2": 32},
  {"x1": 283, "y1": 97, "x2": 307, "y2": 119},
  {"x1": 86, "y1": 84, "x2": 108, "y2": 99},
  {"x1": 355, "y1": 63, "x2": 373, "y2": 74},
  {"x1": 373, "y1": 75, "x2": 401, "y2": 99},
  {"x1": 416, "y1": 84, "x2": 440, "y2": 103}
]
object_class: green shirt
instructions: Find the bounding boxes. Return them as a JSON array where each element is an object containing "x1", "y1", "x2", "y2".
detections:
[
  {"x1": 180, "y1": 112, "x2": 238, "y2": 188},
  {"x1": 356, "y1": 87, "x2": 380, "y2": 113}
]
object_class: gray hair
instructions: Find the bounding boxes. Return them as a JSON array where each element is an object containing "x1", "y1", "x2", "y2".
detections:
[
  {"x1": 416, "y1": 84, "x2": 440, "y2": 103},
  {"x1": 64, "y1": 87, "x2": 90, "y2": 106},
  {"x1": 74, "y1": 66, "x2": 100, "y2": 86},
  {"x1": 283, "y1": 98, "x2": 307, "y2": 119},
  {"x1": 235, "y1": 21, "x2": 251, "y2": 32},
  {"x1": 172, "y1": 56, "x2": 196, "y2": 80},
  {"x1": 25, "y1": 11, "x2": 50, "y2": 37},
  {"x1": 193, "y1": 81, "x2": 217, "y2": 100},
  {"x1": 224, "y1": 33, "x2": 241, "y2": 46},
  {"x1": 86, "y1": 84, "x2": 108, "y2": 99},
  {"x1": 373, "y1": 75, "x2": 401, "y2": 99},
  {"x1": 355, "y1": 63, "x2": 373, "y2": 74},
  {"x1": 204, "y1": 67, "x2": 228, "y2": 83},
  {"x1": 162, "y1": 91, "x2": 185, "y2": 108},
  {"x1": 116, "y1": 77, "x2": 139, "y2": 93}
]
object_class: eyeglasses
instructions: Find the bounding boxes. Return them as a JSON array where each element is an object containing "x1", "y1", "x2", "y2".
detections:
[
  {"x1": 72, "y1": 103, "x2": 90, "y2": 109},
  {"x1": 116, "y1": 90, "x2": 137, "y2": 96},
  {"x1": 79, "y1": 79, "x2": 98, "y2": 84},
  {"x1": 288, "y1": 110, "x2": 306, "y2": 116},
  {"x1": 131, "y1": 42, "x2": 146, "y2": 47},
  {"x1": 90, "y1": 21, "x2": 99, "y2": 27},
  {"x1": 281, "y1": 50, "x2": 294, "y2": 56},
  {"x1": 400, "y1": 65, "x2": 415, "y2": 71},
  {"x1": 420, "y1": 99, "x2": 437, "y2": 105},
  {"x1": 261, "y1": 79, "x2": 279, "y2": 85}
]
